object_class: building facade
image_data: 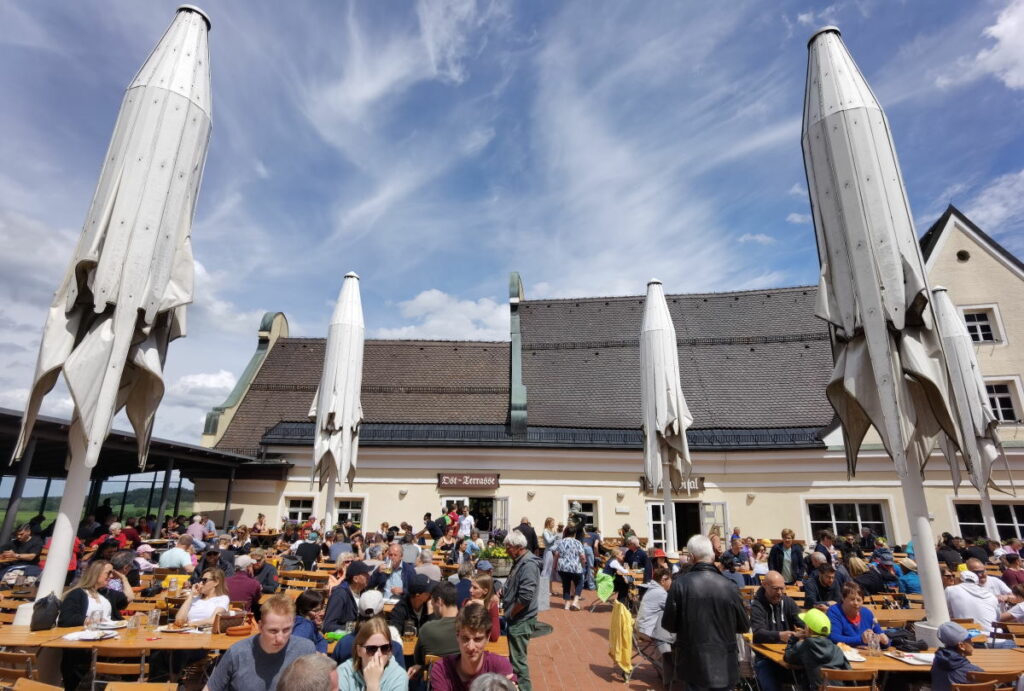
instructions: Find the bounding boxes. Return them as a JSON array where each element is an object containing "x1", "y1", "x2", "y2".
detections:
[{"x1": 197, "y1": 207, "x2": 1024, "y2": 547}]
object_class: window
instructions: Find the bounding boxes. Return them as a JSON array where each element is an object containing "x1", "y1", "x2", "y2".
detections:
[
  {"x1": 286, "y1": 498, "x2": 313, "y2": 522},
  {"x1": 808, "y1": 502, "x2": 887, "y2": 539},
  {"x1": 964, "y1": 311, "x2": 996, "y2": 342},
  {"x1": 956, "y1": 503, "x2": 1024, "y2": 541},
  {"x1": 987, "y1": 383, "x2": 1020, "y2": 422},
  {"x1": 569, "y1": 500, "x2": 597, "y2": 529},
  {"x1": 648, "y1": 504, "x2": 667, "y2": 551},
  {"x1": 335, "y1": 499, "x2": 363, "y2": 528}
]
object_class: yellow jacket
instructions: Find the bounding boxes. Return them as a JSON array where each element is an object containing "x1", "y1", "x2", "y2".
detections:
[{"x1": 609, "y1": 600, "x2": 634, "y2": 676}]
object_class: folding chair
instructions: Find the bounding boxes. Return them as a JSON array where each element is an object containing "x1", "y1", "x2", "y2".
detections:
[
  {"x1": 91, "y1": 647, "x2": 150, "y2": 690},
  {"x1": 952, "y1": 683, "x2": 996, "y2": 691},
  {"x1": 423, "y1": 654, "x2": 441, "y2": 690},
  {"x1": 0, "y1": 652, "x2": 39, "y2": 685},
  {"x1": 967, "y1": 672, "x2": 1019, "y2": 691},
  {"x1": 819, "y1": 667, "x2": 878, "y2": 691}
]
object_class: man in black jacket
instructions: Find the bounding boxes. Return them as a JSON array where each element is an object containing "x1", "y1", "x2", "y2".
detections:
[
  {"x1": 516, "y1": 518, "x2": 539, "y2": 554},
  {"x1": 663, "y1": 535, "x2": 749, "y2": 691},
  {"x1": 323, "y1": 560, "x2": 374, "y2": 633},
  {"x1": 767, "y1": 529, "x2": 805, "y2": 586},
  {"x1": 750, "y1": 571, "x2": 803, "y2": 691},
  {"x1": 804, "y1": 564, "x2": 842, "y2": 611},
  {"x1": 388, "y1": 573, "x2": 437, "y2": 634}
]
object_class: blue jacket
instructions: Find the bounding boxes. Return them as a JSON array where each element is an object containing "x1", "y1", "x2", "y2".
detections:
[
  {"x1": 323, "y1": 581, "x2": 360, "y2": 633},
  {"x1": 292, "y1": 615, "x2": 328, "y2": 653},
  {"x1": 370, "y1": 561, "x2": 417, "y2": 594},
  {"x1": 931, "y1": 647, "x2": 981, "y2": 691},
  {"x1": 826, "y1": 604, "x2": 885, "y2": 647},
  {"x1": 899, "y1": 571, "x2": 921, "y2": 595}
]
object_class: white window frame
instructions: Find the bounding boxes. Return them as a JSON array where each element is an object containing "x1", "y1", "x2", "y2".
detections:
[
  {"x1": 801, "y1": 496, "x2": 895, "y2": 543},
  {"x1": 285, "y1": 497, "x2": 314, "y2": 523},
  {"x1": 984, "y1": 376, "x2": 1024, "y2": 423},
  {"x1": 958, "y1": 304, "x2": 1007, "y2": 345},
  {"x1": 647, "y1": 502, "x2": 668, "y2": 551},
  {"x1": 335, "y1": 497, "x2": 365, "y2": 529},
  {"x1": 564, "y1": 495, "x2": 601, "y2": 532},
  {"x1": 953, "y1": 501, "x2": 1024, "y2": 540}
]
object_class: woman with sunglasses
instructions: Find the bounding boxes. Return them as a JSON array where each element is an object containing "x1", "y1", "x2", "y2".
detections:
[
  {"x1": 175, "y1": 567, "x2": 229, "y2": 628},
  {"x1": 337, "y1": 616, "x2": 408, "y2": 690}
]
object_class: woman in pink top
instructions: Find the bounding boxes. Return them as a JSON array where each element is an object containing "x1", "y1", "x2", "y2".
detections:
[{"x1": 430, "y1": 603, "x2": 516, "y2": 691}]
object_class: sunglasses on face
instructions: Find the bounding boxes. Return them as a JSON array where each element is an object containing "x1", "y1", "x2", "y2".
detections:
[
  {"x1": 970, "y1": 570, "x2": 986, "y2": 576},
  {"x1": 361, "y1": 644, "x2": 392, "y2": 656},
  {"x1": 200, "y1": 578, "x2": 213, "y2": 584}
]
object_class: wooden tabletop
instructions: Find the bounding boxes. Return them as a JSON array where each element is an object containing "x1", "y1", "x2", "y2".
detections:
[
  {"x1": 401, "y1": 635, "x2": 509, "y2": 657},
  {"x1": 751, "y1": 642, "x2": 1024, "y2": 674},
  {"x1": 0, "y1": 625, "x2": 70, "y2": 646},
  {"x1": 38, "y1": 627, "x2": 247, "y2": 651},
  {"x1": 870, "y1": 607, "x2": 928, "y2": 625}
]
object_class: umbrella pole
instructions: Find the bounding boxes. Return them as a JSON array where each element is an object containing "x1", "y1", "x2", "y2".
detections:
[
  {"x1": 900, "y1": 469, "x2": 949, "y2": 640},
  {"x1": 979, "y1": 487, "x2": 1000, "y2": 541},
  {"x1": 325, "y1": 473, "x2": 337, "y2": 531},
  {"x1": 662, "y1": 462, "x2": 677, "y2": 554},
  {"x1": 36, "y1": 436, "x2": 92, "y2": 601}
]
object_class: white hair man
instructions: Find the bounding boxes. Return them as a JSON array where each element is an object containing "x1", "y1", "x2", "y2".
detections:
[
  {"x1": 500, "y1": 530, "x2": 542, "y2": 691},
  {"x1": 662, "y1": 535, "x2": 750, "y2": 691}
]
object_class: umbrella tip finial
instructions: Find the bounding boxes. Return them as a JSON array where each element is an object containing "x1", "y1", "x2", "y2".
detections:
[
  {"x1": 177, "y1": 5, "x2": 211, "y2": 30},
  {"x1": 932, "y1": 285, "x2": 948, "y2": 293},
  {"x1": 808, "y1": 25, "x2": 840, "y2": 47},
  {"x1": 647, "y1": 278, "x2": 662, "y2": 286},
  {"x1": 344, "y1": 271, "x2": 360, "y2": 279}
]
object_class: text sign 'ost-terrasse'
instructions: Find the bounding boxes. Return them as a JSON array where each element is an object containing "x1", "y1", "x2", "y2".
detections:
[{"x1": 437, "y1": 473, "x2": 500, "y2": 490}]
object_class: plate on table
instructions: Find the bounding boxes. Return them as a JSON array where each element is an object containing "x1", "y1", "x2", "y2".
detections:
[
  {"x1": 64, "y1": 631, "x2": 118, "y2": 641},
  {"x1": 156, "y1": 625, "x2": 201, "y2": 634},
  {"x1": 95, "y1": 620, "x2": 127, "y2": 630}
]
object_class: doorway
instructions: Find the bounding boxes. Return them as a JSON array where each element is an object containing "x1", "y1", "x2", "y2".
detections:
[
  {"x1": 647, "y1": 501, "x2": 703, "y2": 551},
  {"x1": 440, "y1": 496, "x2": 499, "y2": 533}
]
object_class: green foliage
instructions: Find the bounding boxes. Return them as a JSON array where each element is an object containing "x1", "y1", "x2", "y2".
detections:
[{"x1": 479, "y1": 545, "x2": 509, "y2": 560}]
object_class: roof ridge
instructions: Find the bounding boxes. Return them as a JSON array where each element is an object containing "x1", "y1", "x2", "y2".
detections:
[
  {"x1": 520, "y1": 284, "x2": 817, "y2": 305},
  {"x1": 278, "y1": 338, "x2": 509, "y2": 346}
]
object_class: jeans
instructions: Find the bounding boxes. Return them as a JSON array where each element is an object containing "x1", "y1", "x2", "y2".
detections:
[
  {"x1": 583, "y1": 545, "x2": 596, "y2": 589},
  {"x1": 754, "y1": 655, "x2": 786, "y2": 691},
  {"x1": 507, "y1": 616, "x2": 538, "y2": 691},
  {"x1": 559, "y1": 571, "x2": 583, "y2": 599}
]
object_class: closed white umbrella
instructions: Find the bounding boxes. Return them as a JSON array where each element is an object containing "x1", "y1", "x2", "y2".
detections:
[
  {"x1": 640, "y1": 279, "x2": 691, "y2": 555},
  {"x1": 11, "y1": 5, "x2": 212, "y2": 602},
  {"x1": 933, "y1": 286, "x2": 1013, "y2": 537},
  {"x1": 803, "y1": 26, "x2": 960, "y2": 634},
  {"x1": 309, "y1": 272, "x2": 364, "y2": 525}
]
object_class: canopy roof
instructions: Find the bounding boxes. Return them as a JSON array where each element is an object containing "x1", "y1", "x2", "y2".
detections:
[{"x1": 0, "y1": 407, "x2": 288, "y2": 481}]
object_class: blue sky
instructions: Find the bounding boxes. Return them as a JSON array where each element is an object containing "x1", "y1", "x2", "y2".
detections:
[{"x1": 1, "y1": 0, "x2": 1022, "y2": 447}]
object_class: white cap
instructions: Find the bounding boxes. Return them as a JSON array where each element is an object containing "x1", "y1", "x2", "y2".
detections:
[{"x1": 358, "y1": 590, "x2": 385, "y2": 616}]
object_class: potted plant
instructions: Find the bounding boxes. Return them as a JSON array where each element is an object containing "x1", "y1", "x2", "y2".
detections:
[{"x1": 479, "y1": 543, "x2": 512, "y2": 577}]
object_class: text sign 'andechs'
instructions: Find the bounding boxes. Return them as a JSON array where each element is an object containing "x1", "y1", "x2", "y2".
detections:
[{"x1": 438, "y1": 473, "x2": 500, "y2": 490}]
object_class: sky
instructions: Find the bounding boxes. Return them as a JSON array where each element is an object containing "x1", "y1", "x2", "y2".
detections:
[{"x1": 1, "y1": 0, "x2": 1022, "y2": 451}]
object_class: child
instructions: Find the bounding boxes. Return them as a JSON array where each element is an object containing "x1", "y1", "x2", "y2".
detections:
[
  {"x1": 931, "y1": 622, "x2": 982, "y2": 691},
  {"x1": 784, "y1": 608, "x2": 849, "y2": 691}
]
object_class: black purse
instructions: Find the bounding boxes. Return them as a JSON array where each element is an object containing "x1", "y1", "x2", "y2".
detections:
[{"x1": 30, "y1": 593, "x2": 60, "y2": 631}]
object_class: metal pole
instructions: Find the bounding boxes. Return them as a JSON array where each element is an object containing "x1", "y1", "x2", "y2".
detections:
[
  {"x1": 901, "y1": 469, "x2": 949, "y2": 643},
  {"x1": 33, "y1": 423, "x2": 93, "y2": 602},
  {"x1": 119, "y1": 474, "x2": 132, "y2": 520},
  {"x1": 156, "y1": 460, "x2": 174, "y2": 525},
  {"x1": 662, "y1": 462, "x2": 678, "y2": 554},
  {"x1": 222, "y1": 469, "x2": 236, "y2": 530},
  {"x1": 173, "y1": 476, "x2": 183, "y2": 516},
  {"x1": 39, "y1": 478, "x2": 52, "y2": 516},
  {"x1": 145, "y1": 472, "x2": 157, "y2": 518},
  {"x1": 0, "y1": 438, "x2": 35, "y2": 543},
  {"x1": 87, "y1": 478, "x2": 100, "y2": 515}
]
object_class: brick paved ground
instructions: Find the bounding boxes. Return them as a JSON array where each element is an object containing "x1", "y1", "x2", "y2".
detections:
[{"x1": 526, "y1": 594, "x2": 666, "y2": 691}]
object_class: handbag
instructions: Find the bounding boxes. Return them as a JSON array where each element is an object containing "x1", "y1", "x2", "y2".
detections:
[
  {"x1": 30, "y1": 593, "x2": 60, "y2": 631},
  {"x1": 213, "y1": 610, "x2": 250, "y2": 634}
]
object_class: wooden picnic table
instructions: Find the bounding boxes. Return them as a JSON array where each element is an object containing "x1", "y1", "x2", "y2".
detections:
[
  {"x1": 251, "y1": 532, "x2": 281, "y2": 547},
  {"x1": 751, "y1": 642, "x2": 1024, "y2": 674},
  {"x1": 869, "y1": 606, "x2": 928, "y2": 625},
  {"x1": 0, "y1": 625, "x2": 69, "y2": 647},
  {"x1": 38, "y1": 626, "x2": 247, "y2": 651}
]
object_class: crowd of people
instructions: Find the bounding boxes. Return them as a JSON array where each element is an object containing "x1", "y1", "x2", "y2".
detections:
[{"x1": 9, "y1": 500, "x2": 1024, "y2": 691}]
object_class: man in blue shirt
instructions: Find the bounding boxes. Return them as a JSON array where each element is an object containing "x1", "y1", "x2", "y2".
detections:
[{"x1": 371, "y1": 543, "x2": 416, "y2": 596}]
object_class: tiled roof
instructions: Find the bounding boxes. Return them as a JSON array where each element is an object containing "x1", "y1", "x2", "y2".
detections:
[
  {"x1": 518, "y1": 286, "x2": 835, "y2": 430},
  {"x1": 215, "y1": 339, "x2": 510, "y2": 454}
]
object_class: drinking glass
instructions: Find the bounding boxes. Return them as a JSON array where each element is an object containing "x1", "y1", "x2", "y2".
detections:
[
  {"x1": 148, "y1": 609, "x2": 161, "y2": 630},
  {"x1": 403, "y1": 622, "x2": 416, "y2": 642},
  {"x1": 866, "y1": 632, "x2": 881, "y2": 657},
  {"x1": 14, "y1": 573, "x2": 26, "y2": 588}
]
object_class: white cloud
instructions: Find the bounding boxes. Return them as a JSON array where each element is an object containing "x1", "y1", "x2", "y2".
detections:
[
  {"x1": 737, "y1": 232, "x2": 774, "y2": 245},
  {"x1": 964, "y1": 169, "x2": 1024, "y2": 240},
  {"x1": 796, "y1": 12, "x2": 815, "y2": 26},
  {"x1": 165, "y1": 370, "x2": 238, "y2": 409},
  {"x1": 788, "y1": 182, "x2": 807, "y2": 197},
  {"x1": 936, "y1": 1, "x2": 1024, "y2": 91},
  {"x1": 786, "y1": 212, "x2": 812, "y2": 224},
  {"x1": 373, "y1": 289, "x2": 508, "y2": 341}
]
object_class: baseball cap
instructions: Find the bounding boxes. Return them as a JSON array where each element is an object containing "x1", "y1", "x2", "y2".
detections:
[
  {"x1": 938, "y1": 621, "x2": 971, "y2": 647},
  {"x1": 476, "y1": 560, "x2": 493, "y2": 572},
  {"x1": 358, "y1": 590, "x2": 384, "y2": 616},
  {"x1": 877, "y1": 551, "x2": 895, "y2": 566},
  {"x1": 307, "y1": 532, "x2": 320, "y2": 543},
  {"x1": 799, "y1": 609, "x2": 831, "y2": 635},
  {"x1": 651, "y1": 548, "x2": 667, "y2": 559},
  {"x1": 136, "y1": 544, "x2": 155, "y2": 554},
  {"x1": 408, "y1": 573, "x2": 436, "y2": 596},
  {"x1": 961, "y1": 570, "x2": 979, "y2": 584},
  {"x1": 345, "y1": 561, "x2": 373, "y2": 580},
  {"x1": 234, "y1": 555, "x2": 254, "y2": 570}
]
